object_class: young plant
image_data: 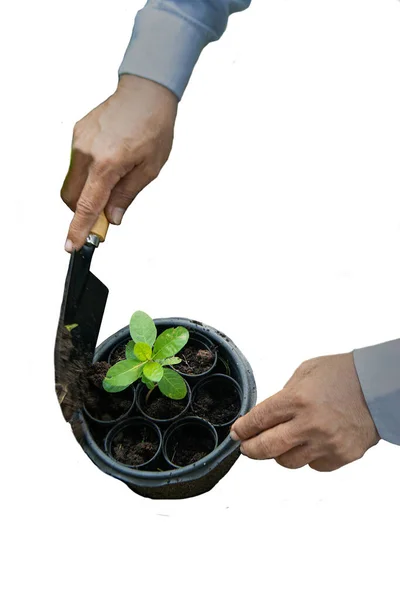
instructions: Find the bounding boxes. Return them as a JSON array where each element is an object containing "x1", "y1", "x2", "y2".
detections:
[{"x1": 103, "y1": 311, "x2": 189, "y2": 400}]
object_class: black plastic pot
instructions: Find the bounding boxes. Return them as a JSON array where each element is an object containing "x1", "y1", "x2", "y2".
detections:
[
  {"x1": 191, "y1": 374, "x2": 242, "y2": 428},
  {"x1": 163, "y1": 416, "x2": 218, "y2": 469},
  {"x1": 172, "y1": 332, "x2": 218, "y2": 379},
  {"x1": 75, "y1": 318, "x2": 257, "y2": 500},
  {"x1": 107, "y1": 337, "x2": 130, "y2": 366},
  {"x1": 105, "y1": 417, "x2": 162, "y2": 471},
  {"x1": 136, "y1": 380, "x2": 192, "y2": 426},
  {"x1": 83, "y1": 386, "x2": 136, "y2": 429},
  {"x1": 212, "y1": 354, "x2": 231, "y2": 376}
]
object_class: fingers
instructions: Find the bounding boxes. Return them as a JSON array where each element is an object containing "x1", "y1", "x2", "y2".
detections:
[
  {"x1": 230, "y1": 391, "x2": 294, "y2": 441},
  {"x1": 275, "y1": 444, "x2": 320, "y2": 469},
  {"x1": 240, "y1": 421, "x2": 300, "y2": 460},
  {"x1": 61, "y1": 149, "x2": 92, "y2": 211},
  {"x1": 104, "y1": 164, "x2": 158, "y2": 225},
  {"x1": 309, "y1": 458, "x2": 343, "y2": 472},
  {"x1": 62, "y1": 158, "x2": 156, "y2": 250},
  {"x1": 65, "y1": 164, "x2": 120, "y2": 251},
  {"x1": 308, "y1": 447, "x2": 363, "y2": 472}
]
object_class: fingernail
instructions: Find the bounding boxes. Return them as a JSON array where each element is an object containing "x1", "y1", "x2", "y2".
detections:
[
  {"x1": 110, "y1": 207, "x2": 125, "y2": 225},
  {"x1": 65, "y1": 239, "x2": 74, "y2": 253},
  {"x1": 230, "y1": 429, "x2": 240, "y2": 442}
]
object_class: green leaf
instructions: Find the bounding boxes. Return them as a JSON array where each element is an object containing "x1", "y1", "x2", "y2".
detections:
[
  {"x1": 125, "y1": 340, "x2": 136, "y2": 360},
  {"x1": 141, "y1": 374, "x2": 155, "y2": 390},
  {"x1": 158, "y1": 357, "x2": 182, "y2": 366},
  {"x1": 158, "y1": 368, "x2": 187, "y2": 400},
  {"x1": 143, "y1": 361, "x2": 164, "y2": 383},
  {"x1": 129, "y1": 311, "x2": 157, "y2": 346},
  {"x1": 102, "y1": 359, "x2": 145, "y2": 392},
  {"x1": 153, "y1": 327, "x2": 189, "y2": 360},
  {"x1": 133, "y1": 342, "x2": 152, "y2": 361},
  {"x1": 102, "y1": 380, "x2": 129, "y2": 394},
  {"x1": 65, "y1": 323, "x2": 78, "y2": 332}
]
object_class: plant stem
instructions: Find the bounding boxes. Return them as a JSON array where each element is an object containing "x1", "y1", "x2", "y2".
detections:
[{"x1": 145, "y1": 385, "x2": 158, "y2": 404}]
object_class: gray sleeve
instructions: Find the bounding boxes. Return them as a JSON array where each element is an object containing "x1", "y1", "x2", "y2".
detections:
[
  {"x1": 353, "y1": 339, "x2": 400, "y2": 445},
  {"x1": 118, "y1": 0, "x2": 252, "y2": 100}
]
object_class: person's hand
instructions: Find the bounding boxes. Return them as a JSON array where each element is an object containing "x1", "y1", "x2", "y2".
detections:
[
  {"x1": 230, "y1": 353, "x2": 380, "y2": 471},
  {"x1": 61, "y1": 75, "x2": 178, "y2": 251}
]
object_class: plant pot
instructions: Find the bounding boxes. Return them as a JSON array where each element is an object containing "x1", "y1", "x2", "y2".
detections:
[
  {"x1": 136, "y1": 380, "x2": 192, "y2": 426},
  {"x1": 163, "y1": 417, "x2": 218, "y2": 468},
  {"x1": 212, "y1": 353, "x2": 231, "y2": 376},
  {"x1": 172, "y1": 332, "x2": 218, "y2": 379},
  {"x1": 83, "y1": 385, "x2": 136, "y2": 429},
  {"x1": 108, "y1": 337, "x2": 130, "y2": 366},
  {"x1": 105, "y1": 417, "x2": 162, "y2": 470},
  {"x1": 191, "y1": 374, "x2": 242, "y2": 428},
  {"x1": 73, "y1": 317, "x2": 257, "y2": 500}
]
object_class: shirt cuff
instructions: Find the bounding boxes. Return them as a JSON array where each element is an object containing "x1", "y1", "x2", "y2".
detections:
[
  {"x1": 118, "y1": 6, "x2": 212, "y2": 100},
  {"x1": 353, "y1": 339, "x2": 400, "y2": 445}
]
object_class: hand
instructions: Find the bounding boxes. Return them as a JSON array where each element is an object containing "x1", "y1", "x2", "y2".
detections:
[
  {"x1": 230, "y1": 353, "x2": 380, "y2": 471},
  {"x1": 61, "y1": 75, "x2": 178, "y2": 251}
]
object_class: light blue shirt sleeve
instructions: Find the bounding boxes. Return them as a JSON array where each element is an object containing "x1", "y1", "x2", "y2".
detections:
[
  {"x1": 118, "y1": 0, "x2": 252, "y2": 100},
  {"x1": 353, "y1": 339, "x2": 400, "y2": 445}
]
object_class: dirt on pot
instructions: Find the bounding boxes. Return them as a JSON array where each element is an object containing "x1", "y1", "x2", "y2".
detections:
[
  {"x1": 111, "y1": 426, "x2": 159, "y2": 467},
  {"x1": 167, "y1": 425, "x2": 215, "y2": 466},
  {"x1": 193, "y1": 382, "x2": 240, "y2": 425},
  {"x1": 175, "y1": 344, "x2": 214, "y2": 375},
  {"x1": 54, "y1": 326, "x2": 93, "y2": 425}
]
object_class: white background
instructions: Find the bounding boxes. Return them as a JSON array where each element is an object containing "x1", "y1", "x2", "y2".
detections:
[{"x1": 2, "y1": 0, "x2": 400, "y2": 598}]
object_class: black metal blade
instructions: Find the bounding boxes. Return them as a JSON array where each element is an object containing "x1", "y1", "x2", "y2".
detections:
[
  {"x1": 66, "y1": 270, "x2": 108, "y2": 354},
  {"x1": 61, "y1": 245, "x2": 108, "y2": 356}
]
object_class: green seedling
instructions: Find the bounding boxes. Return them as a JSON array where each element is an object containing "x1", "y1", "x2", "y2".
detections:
[{"x1": 103, "y1": 311, "x2": 189, "y2": 400}]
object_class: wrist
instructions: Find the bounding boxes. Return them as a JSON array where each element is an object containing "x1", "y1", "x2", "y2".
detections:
[{"x1": 117, "y1": 74, "x2": 178, "y2": 105}]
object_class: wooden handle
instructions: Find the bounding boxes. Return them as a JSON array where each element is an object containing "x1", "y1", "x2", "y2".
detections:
[{"x1": 90, "y1": 212, "x2": 109, "y2": 243}]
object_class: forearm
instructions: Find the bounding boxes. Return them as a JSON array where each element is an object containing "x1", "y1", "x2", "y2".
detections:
[
  {"x1": 353, "y1": 339, "x2": 400, "y2": 445},
  {"x1": 119, "y1": 0, "x2": 252, "y2": 100}
]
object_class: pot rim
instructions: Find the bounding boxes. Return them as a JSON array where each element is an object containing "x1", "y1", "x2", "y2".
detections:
[
  {"x1": 162, "y1": 416, "x2": 218, "y2": 469},
  {"x1": 136, "y1": 379, "x2": 192, "y2": 424},
  {"x1": 191, "y1": 373, "x2": 243, "y2": 428},
  {"x1": 104, "y1": 416, "x2": 163, "y2": 469},
  {"x1": 172, "y1": 332, "x2": 218, "y2": 378},
  {"x1": 83, "y1": 385, "x2": 136, "y2": 426}
]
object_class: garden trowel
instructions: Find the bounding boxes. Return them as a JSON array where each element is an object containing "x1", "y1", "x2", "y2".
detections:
[{"x1": 54, "y1": 213, "x2": 109, "y2": 423}]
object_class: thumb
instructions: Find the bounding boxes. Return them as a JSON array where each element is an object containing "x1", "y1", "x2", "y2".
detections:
[
  {"x1": 230, "y1": 391, "x2": 293, "y2": 441},
  {"x1": 65, "y1": 167, "x2": 117, "y2": 251}
]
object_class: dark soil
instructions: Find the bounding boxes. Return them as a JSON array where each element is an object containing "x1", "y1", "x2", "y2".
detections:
[
  {"x1": 54, "y1": 325, "x2": 93, "y2": 426},
  {"x1": 87, "y1": 361, "x2": 110, "y2": 388},
  {"x1": 85, "y1": 389, "x2": 132, "y2": 422},
  {"x1": 141, "y1": 391, "x2": 187, "y2": 421},
  {"x1": 84, "y1": 361, "x2": 132, "y2": 421},
  {"x1": 109, "y1": 343, "x2": 127, "y2": 366},
  {"x1": 111, "y1": 425, "x2": 159, "y2": 467},
  {"x1": 167, "y1": 425, "x2": 215, "y2": 467},
  {"x1": 175, "y1": 343, "x2": 215, "y2": 375},
  {"x1": 193, "y1": 380, "x2": 241, "y2": 425}
]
